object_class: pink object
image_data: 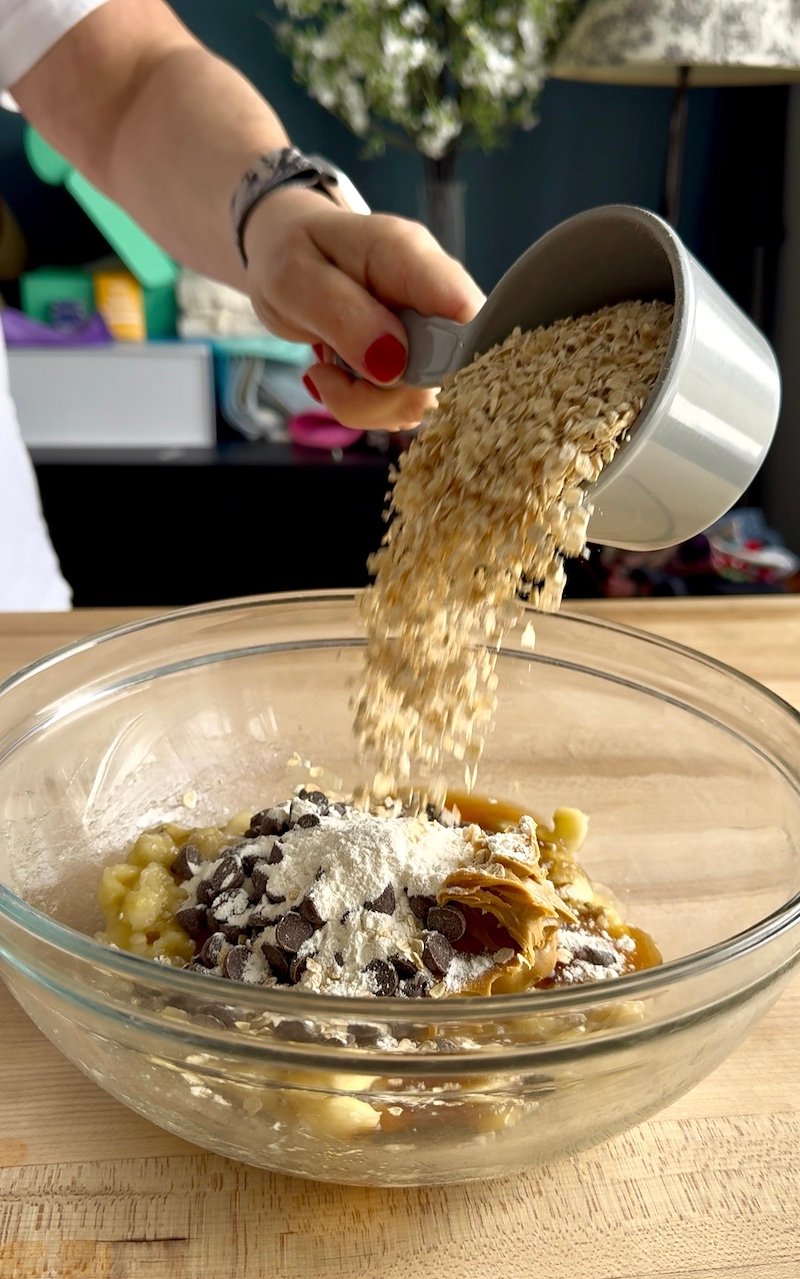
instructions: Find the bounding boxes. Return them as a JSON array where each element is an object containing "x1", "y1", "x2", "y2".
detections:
[{"x1": 289, "y1": 412, "x2": 365, "y2": 450}]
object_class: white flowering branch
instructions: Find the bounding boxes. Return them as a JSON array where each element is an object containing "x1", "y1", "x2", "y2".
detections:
[{"x1": 270, "y1": 0, "x2": 581, "y2": 162}]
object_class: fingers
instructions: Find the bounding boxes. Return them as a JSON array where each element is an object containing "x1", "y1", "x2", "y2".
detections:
[
  {"x1": 243, "y1": 188, "x2": 486, "y2": 428},
  {"x1": 295, "y1": 210, "x2": 485, "y2": 386},
  {"x1": 248, "y1": 192, "x2": 484, "y2": 386},
  {"x1": 311, "y1": 209, "x2": 485, "y2": 325},
  {"x1": 304, "y1": 361, "x2": 436, "y2": 432},
  {"x1": 254, "y1": 247, "x2": 411, "y2": 386}
]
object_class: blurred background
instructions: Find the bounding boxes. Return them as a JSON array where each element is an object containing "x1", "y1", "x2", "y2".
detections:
[{"x1": 2, "y1": 0, "x2": 799, "y2": 605}]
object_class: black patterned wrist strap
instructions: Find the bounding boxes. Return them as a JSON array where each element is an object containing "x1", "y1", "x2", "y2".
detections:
[{"x1": 230, "y1": 146, "x2": 336, "y2": 267}]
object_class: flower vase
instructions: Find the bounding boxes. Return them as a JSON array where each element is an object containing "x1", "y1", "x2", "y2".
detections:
[{"x1": 417, "y1": 165, "x2": 466, "y2": 263}]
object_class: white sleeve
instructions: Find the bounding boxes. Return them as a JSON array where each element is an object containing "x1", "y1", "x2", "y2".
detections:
[{"x1": 0, "y1": 0, "x2": 110, "y2": 91}]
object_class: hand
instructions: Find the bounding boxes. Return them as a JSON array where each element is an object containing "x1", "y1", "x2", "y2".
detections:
[{"x1": 242, "y1": 186, "x2": 485, "y2": 431}]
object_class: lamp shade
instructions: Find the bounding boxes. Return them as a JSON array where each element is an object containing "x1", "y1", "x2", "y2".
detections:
[{"x1": 552, "y1": 0, "x2": 800, "y2": 86}]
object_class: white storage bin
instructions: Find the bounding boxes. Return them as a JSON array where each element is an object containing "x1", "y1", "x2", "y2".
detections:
[{"x1": 7, "y1": 342, "x2": 215, "y2": 448}]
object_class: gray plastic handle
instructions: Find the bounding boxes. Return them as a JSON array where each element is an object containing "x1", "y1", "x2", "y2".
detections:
[
  {"x1": 300, "y1": 162, "x2": 472, "y2": 387},
  {"x1": 334, "y1": 309, "x2": 471, "y2": 387},
  {"x1": 398, "y1": 309, "x2": 469, "y2": 387}
]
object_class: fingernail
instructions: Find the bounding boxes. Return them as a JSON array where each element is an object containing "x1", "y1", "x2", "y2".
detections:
[
  {"x1": 302, "y1": 372, "x2": 322, "y2": 403},
  {"x1": 364, "y1": 333, "x2": 407, "y2": 384},
  {"x1": 312, "y1": 343, "x2": 324, "y2": 362}
]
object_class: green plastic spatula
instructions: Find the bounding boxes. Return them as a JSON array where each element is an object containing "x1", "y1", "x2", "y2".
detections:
[{"x1": 24, "y1": 128, "x2": 178, "y2": 291}]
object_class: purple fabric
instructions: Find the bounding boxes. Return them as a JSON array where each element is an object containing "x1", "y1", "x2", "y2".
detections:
[{"x1": 1, "y1": 308, "x2": 112, "y2": 346}]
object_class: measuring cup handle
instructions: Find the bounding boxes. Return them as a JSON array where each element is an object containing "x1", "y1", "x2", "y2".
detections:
[
  {"x1": 398, "y1": 309, "x2": 465, "y2": 387},
  {"x1": 333, "y1": 310, "x2": 466, "y2": 388}
]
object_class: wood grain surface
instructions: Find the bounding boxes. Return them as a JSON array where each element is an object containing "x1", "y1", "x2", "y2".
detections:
[{"x1": 0, "y1": 599, "x2": 798, "y2": 1279}]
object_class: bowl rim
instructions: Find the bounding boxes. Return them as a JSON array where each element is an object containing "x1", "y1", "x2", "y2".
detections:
[{"x1": 1, "y1": 588, "x2": 799, "y2": 1022}]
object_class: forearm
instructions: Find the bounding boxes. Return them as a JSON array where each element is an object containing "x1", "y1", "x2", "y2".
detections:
[
  {"x1": 10, "y1": 0, "x2": 485, "y2": 432},
  {"x1": 105, "y1": 45, "x2": 289, "y2": 290},
  {"x1": 12, "y1": 1, "x2": 290, "y2": 291}
]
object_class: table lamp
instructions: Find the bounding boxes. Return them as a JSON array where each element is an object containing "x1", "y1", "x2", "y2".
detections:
[{"x1": 551, "y1": 1, "x2": 800, "y2": 223}]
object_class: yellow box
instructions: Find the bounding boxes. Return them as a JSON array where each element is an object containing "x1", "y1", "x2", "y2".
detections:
[{"x1": 93, "y1": 269, "x2": 146, "y2": 341}]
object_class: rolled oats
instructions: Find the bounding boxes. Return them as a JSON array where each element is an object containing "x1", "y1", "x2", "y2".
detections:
[{"x1": 354, "y1": 300, "x2": 673, "y2": 796}]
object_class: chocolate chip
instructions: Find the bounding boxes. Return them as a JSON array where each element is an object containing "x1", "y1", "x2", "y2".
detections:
[
  {"x1": 223, "y1": 945, "x2": 250, "y2": 981},
  {"x1": 208, "y1": 890, "x2": 244, "y2": 924},
  {"x1": 422, "y1": 930, "x2": 453, "y2": 978},
  {"x1": 275, "y1": 911, "x2": 314, "y2": 953},
  {"x1": 422, "y1": 798, "x2": 453, "y2": 828},
  {"x1": 298, "y1": 895, "x2": 325, "y2": 930},
  {"x1": 365, "y1": 958, "x2": 399, "y2": 997},
  {"x1": 197, "y1": 1004, "x2": 240, "y2": 1029},
  {"x1": 572, "y1": 941, "x2": 617, "y2": 968},
  {"x1": 265, "y1": 840, "x2": 284, "y2": 865},
  {"x1": 173, "y1": 991, "x2": 228, "y2": 1021},
  {"x1": 403, "y1": 972, "x2": 432, "y2": 998},
  {"x1": 289, "y1": 955, "x2": 308, "y2": 983},
  {"x1": 334, "y1": 950, "x2": 344, "y2": 967},
  {"x1": 246, "y1": 808, "x2": 288, "y2": 839},
  {"x1": 295, "y1": 812, "x2": 320, "y2": 829},
  {"x1": 198, "y1": 932, "x2": 227, "y2": 967},
  {"x1": 348, "y1": 1022, "x2": 381, "y2": 1045},
  {"x1": 427, "y1": 806, "x2": 457, "y2": 828},
  {"x1": 261, "y1": 941, "x2": 290, "y2": 980},
  {"x1": 331, "y1": 802, "x2": 348, "y2": 817},
  {"x1": 195, "y1": 877, "x2": 217, "y2": 906},
  {"x1": 274, "y1": 1018, "x2": 317, "y2": 1043},
  {"x1": 250, "y1": 863, "x2": 271, "y2": 898},
  {"x1": 171, "y1": 843, "x2": 204, "y2": 883},
  {"x1": 427, "y1": 904, "x2": 466, "y2": 943},
  {"x1": 219, "y1": 923, "x2": 247, "y2": 944},
  {"x1": 391, "y1": 952, "x2": 418, "y2": 979},
  {"x1": 210, "y1": 855, "x2": 245, "y2": 895},
  {"x1": 247, "y1": 905, "x2": 273, "y2": 928},
  {"x1": 240, "y1": 850, "x2": 261, "y2": 876},
  {"x1": 301, "y1": 789, "x2": 329, "y2": 813},
  {"x1": 174, "y1": 904, "x2": 208, "y2": 939},
  {"x1": 365, "y1": 883, "x2": 396, "y2": 915},
  {"x1": 407, "y1": 893, "x2": 436, "y2": 921}
]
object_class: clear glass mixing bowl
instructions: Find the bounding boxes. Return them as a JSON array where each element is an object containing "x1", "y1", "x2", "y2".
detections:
[{"x1": 0, "y1": 592, "x2": 798, "y2": 1186}]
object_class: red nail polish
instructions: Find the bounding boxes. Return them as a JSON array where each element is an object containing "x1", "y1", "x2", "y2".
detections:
[
  {"x1": 364, "y1": 333, "x2": 407, "y2": 384},
  {"x1": 302, "y1": 372, "x2": 322, "y2": 403},
  {"x1": 312, "y1": 343, "x2": 324, "y2": 362}
]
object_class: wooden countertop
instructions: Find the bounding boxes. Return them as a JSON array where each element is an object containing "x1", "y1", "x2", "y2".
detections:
[{"x1": 1, "y1": 599, "x2": 798, "y2": 1279}]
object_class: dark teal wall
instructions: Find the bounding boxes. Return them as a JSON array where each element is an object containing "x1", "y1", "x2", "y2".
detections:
[
  {"x1": 170, "y1": 0, "x2": 718, "y2": 291},
  {"x1": 0, "y1": 0, "x2": 787, "y2": 317}
]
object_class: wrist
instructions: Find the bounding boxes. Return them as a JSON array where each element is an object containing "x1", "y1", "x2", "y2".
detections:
[
  {"x1": 230, "y1": 146, "x2": 342, "y2": 268},
  {"x1": 241, "y1": 183, "x2": 332, "y2": 266}
]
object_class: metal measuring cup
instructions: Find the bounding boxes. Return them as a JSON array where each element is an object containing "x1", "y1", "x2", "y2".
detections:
[{"x1": 393, "y1": 204, "x2": 781, "y2": 551}]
